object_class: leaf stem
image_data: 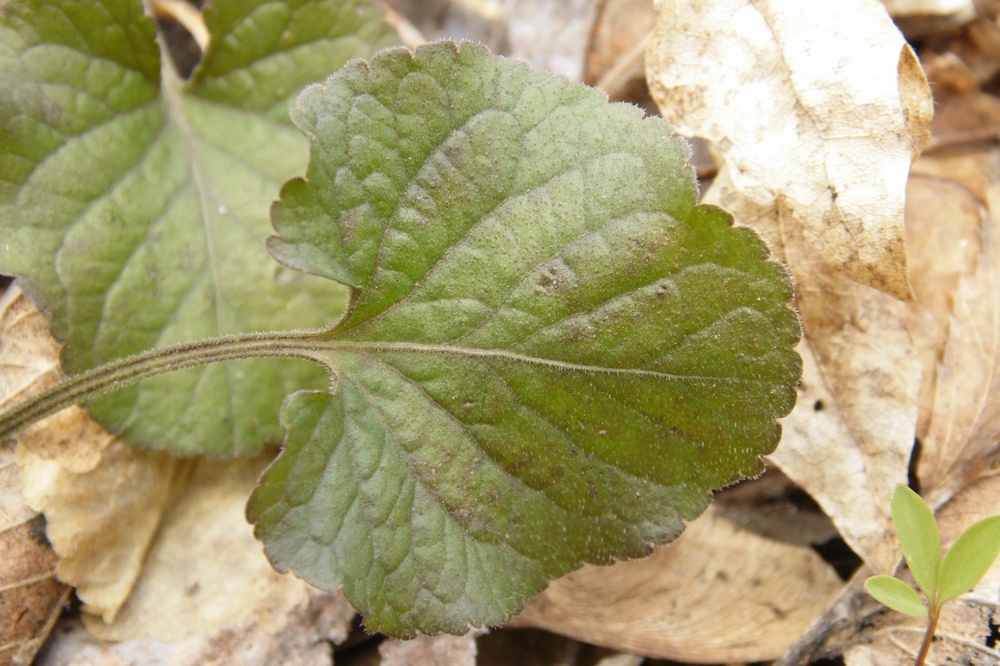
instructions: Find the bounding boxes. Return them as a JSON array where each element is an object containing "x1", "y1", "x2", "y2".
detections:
[
  {"x1": 0, "y1": 329, "x2": 332, "y2": 442},
  {"x1": 915, "y1": 607, "x2": 939, "y2": 666}
]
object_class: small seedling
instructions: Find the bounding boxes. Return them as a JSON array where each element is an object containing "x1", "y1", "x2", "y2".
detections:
[{"x1": 865, "y1": 485, "x2": 1000, "y2": 665}]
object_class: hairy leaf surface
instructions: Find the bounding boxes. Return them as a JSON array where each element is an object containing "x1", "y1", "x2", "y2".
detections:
[
  {"x1": 247, "y1": 42, "x2": 803, "y2": 636},
  {"x1": 0, "y1": 0, "x2": 396, "y2": 455}
]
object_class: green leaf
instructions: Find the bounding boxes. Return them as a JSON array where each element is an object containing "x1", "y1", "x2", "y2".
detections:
[
  {"x1": 864, "y1": 575, "x2": 928, "y2": 617},
  {"x1": 248, "y1": 42, "x2": 803, "y2": 636},
  {"x1": 0, "y1": 0, "x2": 396, "y2": 455},
  {"x1": 891, "y1": 484, "x2": 942, "y2": 600},
  {"x1": 937, "y1": 515, "x2": 1000, "y2": 604}
]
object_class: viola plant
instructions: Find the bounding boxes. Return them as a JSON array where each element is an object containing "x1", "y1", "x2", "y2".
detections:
[
  {"x1": 0, "y1": 0, "x2": 802, "y2": 635},
  {"x1": 865, "y1": 485, "x2": 1000, "y2": 666}
]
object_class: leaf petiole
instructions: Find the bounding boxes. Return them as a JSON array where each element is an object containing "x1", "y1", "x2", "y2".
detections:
[{"x1": 0, "y1": 328, "x2": 335, "y2": 442}]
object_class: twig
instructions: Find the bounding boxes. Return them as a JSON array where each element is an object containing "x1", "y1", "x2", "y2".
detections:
[
  {"x1": 594, "y1": 31, "x2": 651, "y2": 99},
  {"x1": 372, "y1": 0, "x2": 427, "y2": 50},
  {"x1": 774, "y1": 566, "x2": 873, "y2": 666}
]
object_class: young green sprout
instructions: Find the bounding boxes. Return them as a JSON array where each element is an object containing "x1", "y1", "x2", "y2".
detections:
[{"x1": 865, "y1": 485, "x2": 1000, "y2": 666}]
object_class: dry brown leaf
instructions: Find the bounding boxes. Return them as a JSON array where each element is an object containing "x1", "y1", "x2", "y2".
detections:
[
  {"x1": 646, "y1": 0, "x2": 932, "y2": 573},
  {"x1": 931, "y1": 90, "x2": 1000, "y2": 136},
  {"x1": 771, "y1": 174, "x2": 982, "y2": 579},
  {"x1": 0, "y1": 287, "x2": 173, "y2": 623},
  {"x1": 903, "y1": 174, "x2": 984, "y2": 439},
  {"x1": 0, "y1": 288, "x2": 73, "y2": 666},
  {"x1": 81, "y1": 455, "x2": 310, "y2": 642},
  {"x1": 2, "y1": 289, "x2": 330, "y2": 645},
  {"x1": 775, "y1": 200, "x2": 920, "y2": 573},
  {"x1": 925, "y1": 17, "x2": 1000, "y2": 88},
  {"x1": 884, "y1": 1, "x2": 978, "y2": 39},
  {"x1": 923, "y1": 50, "x2": 980, "y2": 102},
  {"x1": 0, "y1": 449, "x2": 70, "y2": 666},
  {"x1": 911, "y1": 148, "x2": 998, "y2": 199},
  {"x1": 647, "y1": 0, "x2": 931, "y2": 300},
  {"x1": 583, "y1": 0, "x2": 658, "y2": 104},
  {"x1": 379, "y1": 633, "x2": 478, "y2": 666},
  {"x1": 882, "y1": 0, "x2": 975, "y2": 15},
  {"x1": 509, "y1": 505, "x2": 843, "y2": 663},
  {"x1": 388, "y1": 0, "x2": 600, "y2": 81},
  {"x1": 919, "y1": 156, "x2": 1000, "y2": 507},
  {"x1": 0, "y1": 512, "x2": 70, "y2": 666},
  {"x1": 795, "y1": 164, "x2": 1000, "y2": 664},
  {"x1": 505, "y1": 0, "x2": 600, "y2": 80},
  {"x1": 711, "y1": 154, "x2": 918, "y2": 573},
  {"x1": 0, "y1": 287, "x2": 60, "y2": 407},
  {"x1": 17, "y1": 440, "x2": 176, "y2": 623},
  {"x1": 769, "y1": 341, "x2": 912, "y2": 572},
  {"x1": 35, "y1": 587, "x2": 357, "y2": 666}
]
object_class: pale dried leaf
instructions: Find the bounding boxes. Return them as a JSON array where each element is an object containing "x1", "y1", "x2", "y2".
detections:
[
  {"x1": 922, "y1": 51, "x2": 980, "y2": 99},
  {"x1": 646, "y1": 0, "x2": 927, "y2": 571},
  {"x1": 386, "y1": 0, "x2": 599, "y2": 81},
  {"x1": 925, "y1": 18, "x2": 1000, "y2": 87},
  {"x1": 379, "y1": 633, "x2": 478, "y2": 666},
  {"x1": 583, "y1": 0, "x2": 658, "y2": 103},
  {"x1": 35, "y1": 587, "x2": 356, "y2": 666},
  {"x1": 0, "y1": 464, "x2": 70, "y2": 666},
  {"x1": 763, "y1": 190, "x2": 918, "y2": 572},
  {"x1": 17, "y1": 441, "x2": 175, "y2": 624},
  {"x1": 881, "y1": 0, "x2": 975, "y2": 17},
  {"x1": 0, "y1": 442, "x2": 34, "y2": 537},
  {"x1": 509, "y1": 505, "x2": 843, "y2": 663},
  {"x1": 0, "y1": 288, "x2": 60, "y2": 408},
  {"x1": 506, "y1": 0, "x2": 600, "y2": 80},
  {"x1": 82, "y1": 456, "x2": 310, "y2": 642},
  {"x1": 593, "y1": 655, "x2": 643, "y2": 666},
  {"x1": 0, "y1": 514, "x2": 70, "y2": 666},
  {"x1": 911, "y1": 149, "x2": 998, "y2": 200},
  {"x1": 769, "y1": 336, "x2": 914, "y2": 573},
  {"x1": 647, "y1": 0, "x2": 931, "y2": 300},
  {"x1": 0, "y1": 287, "x2": 113, "y2": 473},
  {"x1": 919, "y1": 158, "x2": 1000, "y2": 506},
  {"x1": 0, "y1": 288, "x2": 73, "y2": 666},
  {"x1": 903, "y1": 174, "x2": 984, "y2": 439},
  {"x1": 0, "y1": 288, "x2": 172, "y2": 623},
  {"x1": 931, "y1": 89, "x2": 1000, "y2": 138}
]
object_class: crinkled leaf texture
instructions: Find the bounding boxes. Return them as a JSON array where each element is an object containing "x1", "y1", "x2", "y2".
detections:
[
  {"x1": 0, "y1": 0, "x2": 395, "y2": 455},
  {"x1": 246, "y1": 42, "x2": 803, "y2": 636}
]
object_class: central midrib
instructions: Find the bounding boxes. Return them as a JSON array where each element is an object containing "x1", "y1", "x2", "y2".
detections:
[{"x1": 316, "y1": 339, "x2": 774, "y2": 385}]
